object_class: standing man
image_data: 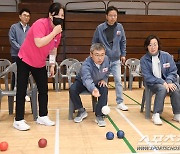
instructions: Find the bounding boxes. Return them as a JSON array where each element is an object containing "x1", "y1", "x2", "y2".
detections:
[
  {"x1": 69, "y1": 43, "x2": 110, "y2": 127},
  {"x1": 92, "y1": 6, "x2": 128, "y2": 111},
  {"x1": 9, "y1": 8, "x2": 31, "y2": 101}
]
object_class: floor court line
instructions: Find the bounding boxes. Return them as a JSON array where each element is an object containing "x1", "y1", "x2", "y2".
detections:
[
  {"x1": 123, "y1": 93, "x2": 180, "y2": 131},
  {"x1": 0, "y1": 108, "x2": 60, "y2": 153},
  {"x1": 115, "y1": 108, "x2": 157, "y2": 152},
  {"x1": 107, "y1": 115, "x2": 136, "y2": 153}
]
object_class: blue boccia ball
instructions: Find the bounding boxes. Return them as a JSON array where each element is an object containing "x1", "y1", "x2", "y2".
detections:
[
  {"x1": 117, "y1": 130, "x2": 125, "y2": 139},
  {"x1": 106, "y1": 131, "x2": 114, "y2": 140}
]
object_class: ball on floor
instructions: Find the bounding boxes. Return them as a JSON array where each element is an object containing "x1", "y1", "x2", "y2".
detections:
[
  {"x1": 38, "y1": 138, "x2": 47, "y2": 148},
  {"x1": 102, "y1": 105, "x2": 110, "y2": 115},
  {"x1": 117, "y1": 130, "x2": 125, "y2": 139},
  {"x1": 106, "y1": 131, "x2": 114, "y2": 140},
  {"x1": 0, "y1": 141, "x2": 8, "y2": 151}
]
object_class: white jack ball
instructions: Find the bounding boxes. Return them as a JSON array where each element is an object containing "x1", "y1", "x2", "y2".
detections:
[{"x1": 101, "y1": 105, "x2": 110, "y2": 115}]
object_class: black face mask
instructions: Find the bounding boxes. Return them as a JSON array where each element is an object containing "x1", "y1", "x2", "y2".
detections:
[{"x1": 53, "y1": 17, "x2": 64, "y2": 26}]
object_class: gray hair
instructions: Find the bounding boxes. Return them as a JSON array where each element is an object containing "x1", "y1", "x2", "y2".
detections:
[{"x1": 90, "y1": 43, "x2": 106, "y2": 53}]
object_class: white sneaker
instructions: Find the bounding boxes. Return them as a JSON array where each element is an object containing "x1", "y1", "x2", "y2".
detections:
[
  {"x1": 152, "y1": 113, "x2": 163, "y2": 125},
  {"x1": 36, "y1": 116, "x2": 55, "y2": 126},
  {"x1": 117, "y1": 103, "x2": 128, "y2": 111},
  {"x1": 173, "y1": 114, "x2": 180, "y2": 123},
  {"x1": 25, "y1": 95, "x2": 31, "y2": 102},
  {"x1": 13, "y1": 119, "x2": 30, "y2": 131}
]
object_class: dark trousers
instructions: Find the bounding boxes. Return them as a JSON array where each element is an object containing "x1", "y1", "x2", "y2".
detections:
[
  {"x1": 16, "y1": 57, "x2": 48, "y2": 121},
  {"x1": 11, "y1": 56, "x2": 18, "y2": 90},
  {"x1": 69, "y1": 79, "x2": 108, "y2": 116},
  {"x1": 149, "y1": 84, "x2": 180, "y2": 114}
]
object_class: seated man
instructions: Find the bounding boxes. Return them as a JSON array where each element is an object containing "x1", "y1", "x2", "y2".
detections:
[
  {"x1": 69, "y1": 43, "x2": 110, "y2": 127},
  {"x1": 140, "y1": 35, "x2": 180, "y2": 125}
]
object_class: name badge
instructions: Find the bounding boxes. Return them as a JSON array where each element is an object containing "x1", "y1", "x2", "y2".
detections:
[
  {"x1": 102, "y1": 67, "x2": 108, "y2": 72},
  {"x1": 163, "y1": 63, "x2": 170, "y2": 68},
  {"x1": 116, "y1": 31, "x2": 121, "y2": 35}
]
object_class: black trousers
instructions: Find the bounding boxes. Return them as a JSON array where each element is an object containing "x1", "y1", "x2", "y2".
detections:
[
  {"x1": 16, "y1": 57, "x2": 48, "y2": 121},
  {"x1": 11, "y1": 56, "x2": 18, "y2": 90},
  {"x1": 69, "y1": 79, "x2": 108, "y2": 116}
]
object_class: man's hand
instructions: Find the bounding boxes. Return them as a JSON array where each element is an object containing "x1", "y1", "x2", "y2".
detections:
[
  {"x1": 167, "y1": 83, "x2": 177, "y2": 92},
  {"x1": 98, "y1": 80, "x2": 107, "y2": 87},
  {"x1": 92, "y1": 88, "x2": 100, "y2": 97},
  {"x1": 163, "y1": 82, "x2": 169, "y2": 93},
  {"x1": 121, "y1": 56, "x2": 126, "y2": 64}
]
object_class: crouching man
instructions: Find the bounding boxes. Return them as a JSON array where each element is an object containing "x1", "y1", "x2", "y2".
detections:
[{"x1": 69, "y1": 43, "x2": 110, "y2": 127}]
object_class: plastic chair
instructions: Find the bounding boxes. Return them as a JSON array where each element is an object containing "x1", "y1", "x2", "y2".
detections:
[
  {"x1": 140, "y1": 82, "x2": 154, "y2": 119},
  {"x1": 140, "y1": 74, "x2": 180, "y2": 119},
  {"x1": 68, "y1": 61, "x2": 97, "y2": 120},
  {"x1": 125, "y1": 58, "x2": 142, "y2": 90},
  {"x1": 46, "y1": 61, "x2": 59, "y2": 92},
  {"x1": 58, "y1": 58, "x2": 79, "y2": 91},
  {"x1": 0, "y1": 59, "x2": 11, "y2": 73},
  {"x1": 0, "y1": 63, "x2": 38, "y2": 120},
  {"x1": 109, "y1": 63, "x2": 127, "y2": 90},
  {"x1": 0, "y1": 59, "x2": 11, "y2": 89}
]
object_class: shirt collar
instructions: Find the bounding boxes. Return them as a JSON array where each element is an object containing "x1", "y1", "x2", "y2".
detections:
[{"x1": 20, "y1": 22, "x2": 27, "y2": 28}]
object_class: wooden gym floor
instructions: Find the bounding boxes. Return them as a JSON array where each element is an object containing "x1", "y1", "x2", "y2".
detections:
[{"x1": 0, "y1": 82, "x2": 179, "y2": 154}]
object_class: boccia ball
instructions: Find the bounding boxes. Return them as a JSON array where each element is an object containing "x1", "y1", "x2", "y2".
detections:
[
  {"x1": 38, "y1": 138, "x2": 47, "y2": 148},
  {"x1": 102, "y1": 105, "x2": 110, "y2": 115},
  {"x1": 0, "y1": 141, "x2": 8, "y2": 151},
  {"x1": 106, "y1": 131, "x2": 114, "y2": 140},
  {"x1": 117, "y1": 130, "x2": 125, "y2": 139}
]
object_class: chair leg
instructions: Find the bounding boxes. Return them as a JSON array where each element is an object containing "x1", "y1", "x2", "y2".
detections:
[
  {"x1": 68, "y1": 98, "x2": 74, "y2": 120},
  {"x1": 55, "y1": 75, "x2": 59, "y2": 92},
  {"x1": 63, "y1": 78, "x2": 66, "y2": 90},
  {"x1": 139, "y1": 78, "x2": 143, "y2": 88},
  {"x1": 8, "y1": 96, "x2": 14, "y2": 115},
  {"x1": 145, "y1": 87, "x2": 152, "y2": 119},
  {"x1": 129, "y1": 75, "x2": 133, "y2": 90},
  {"x1": 124, "y1": 77, "x2": 126, "y2": 90},
  {"x1": 59, "y1": 78, "x2": 62, "y2": 91},
  {"x1": 140, "y1": 89, "x2": 145, "y2": 112},
  {"x1": 53, "y1": 78, "x2": 55, "y2": 90}
]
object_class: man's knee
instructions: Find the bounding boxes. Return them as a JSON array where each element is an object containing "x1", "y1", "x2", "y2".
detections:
[
  {"x1": 99, "y1": 86, "x2": 108, "y2": 94},
  {"x1": 69, "y1": 84, "x2": 76, "y2": 94},
  {"x1": 157, "y1": 84, "x2": 167, "y2": 94},
  {"x1": 171, "y1": 89, "x2": 180, "y2": 97}
]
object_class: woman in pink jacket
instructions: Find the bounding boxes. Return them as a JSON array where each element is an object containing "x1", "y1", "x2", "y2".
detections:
[{"x1": 13, "y1": 2, "x2": 64, "y2": 131}]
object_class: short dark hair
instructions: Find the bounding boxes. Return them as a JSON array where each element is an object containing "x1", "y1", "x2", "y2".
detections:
[
  {"x1": 48, "y1": 2, "x2": 64, "y2": 16},
  {"x1": 106, "y1": 6, "x2": 118, "y2": 15},
  {"x1": 144, "y1": 35, "x2": 161, "y2": 52},
  {"x1": 90, "y1": 43, "x2": 106, "y2": 53},
  {"x1": 19, "y1": 8, "x2": 31, "y2": 15}
]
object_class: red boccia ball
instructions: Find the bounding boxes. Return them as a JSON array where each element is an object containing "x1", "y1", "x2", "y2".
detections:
[
  {"x1": 0, "y1": 141, "x2": 8, "y2": 151},
  {"x1": 38, "y1": 138, "x2": 47, "y2": 148}
]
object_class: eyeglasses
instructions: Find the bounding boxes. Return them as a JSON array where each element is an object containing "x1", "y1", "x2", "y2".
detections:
[
  {"x1": 108, "y1": 15, "x2": 117, "y2": 18},
  {"x1": 148, "y1": 43, "x2": 158, "y2": 48},
  {"x1": 22, "y1": 14, "x2": 30, "y2": 18},
  {"x1": 93, "y1": 54, "x2": 105, "y2": 58}
]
